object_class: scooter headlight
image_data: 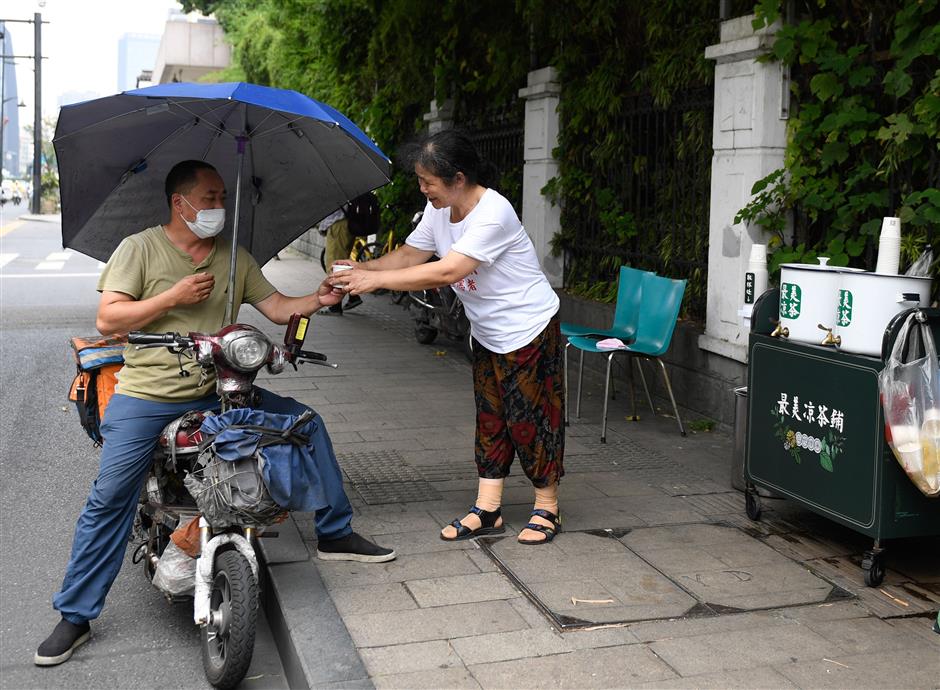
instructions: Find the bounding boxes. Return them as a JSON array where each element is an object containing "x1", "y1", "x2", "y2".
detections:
[{"x1": 224, "y1": 333, "x2": 271, "y2": 371}]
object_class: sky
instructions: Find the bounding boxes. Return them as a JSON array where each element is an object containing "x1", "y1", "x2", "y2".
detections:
[{"x1": 5, "y1": 0, "x2": 184, "y2": 120}]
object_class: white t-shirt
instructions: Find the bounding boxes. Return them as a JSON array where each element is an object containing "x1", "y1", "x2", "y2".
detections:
[{"x1": 406, "y1": 189, "x2": 559, "y2": 354}]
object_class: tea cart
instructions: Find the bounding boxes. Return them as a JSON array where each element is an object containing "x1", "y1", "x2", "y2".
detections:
[{"x1": 745, "y1": 289, "x2": 940, "y2": 586}]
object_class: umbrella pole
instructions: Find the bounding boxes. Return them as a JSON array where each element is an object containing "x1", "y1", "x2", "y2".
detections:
[{"x1": 224, "y1": 135, "x2": 248, "y2": 326}]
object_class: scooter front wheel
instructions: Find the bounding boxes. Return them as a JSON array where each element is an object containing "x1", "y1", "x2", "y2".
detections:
[{"x1": 201, "y1": 549, "x2": 258, "y2": 689}]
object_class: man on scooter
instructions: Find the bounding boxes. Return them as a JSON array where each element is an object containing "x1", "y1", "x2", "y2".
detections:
[{"x1": 35, "y1": 160, "x2": 395, "y2": 667}]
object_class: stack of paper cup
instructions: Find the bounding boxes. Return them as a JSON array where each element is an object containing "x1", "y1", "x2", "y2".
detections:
[
  {"x1": 739, "y1": 243, "x2": 769, "y2": 330},
  {"x1": 874, "y1": 217, "x2": 901, "y2": 274},
  {"x1": 747, "y1": 243, "x2": 769, "y2": 302}
]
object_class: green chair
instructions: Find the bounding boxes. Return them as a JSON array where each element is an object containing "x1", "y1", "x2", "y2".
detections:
[
  {"x1": 562, "y1": 266, "x2": 654, "y2": 425},
  {"x1": 568, "y1": 272, "x2": 687, "y2": 442}
]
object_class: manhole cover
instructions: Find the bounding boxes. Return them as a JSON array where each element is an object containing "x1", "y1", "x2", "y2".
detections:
[
  {"x1": 336, "y1": 450, "x2": 442, "y2": 504},
  {"x1": 479, "y1": 524, "x2": 848, "y2": 629}
]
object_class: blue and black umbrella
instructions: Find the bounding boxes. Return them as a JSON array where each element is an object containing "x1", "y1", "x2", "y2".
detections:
[{"x1": 54, "y1": 82, "x2": 391, "y2": 321}]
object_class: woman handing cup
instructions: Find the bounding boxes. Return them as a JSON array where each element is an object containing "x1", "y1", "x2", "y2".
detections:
[{"x1": 328, "y1": 130, "x2": 565, "y2": 544}]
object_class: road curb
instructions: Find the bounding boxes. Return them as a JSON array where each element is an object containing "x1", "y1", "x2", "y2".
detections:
[
  {"x1": 17, "y1": 213, "x2": 61, "y2": 223},
  {"x1": 257, "y1": 516, "x2": 373, "y2": 689}
]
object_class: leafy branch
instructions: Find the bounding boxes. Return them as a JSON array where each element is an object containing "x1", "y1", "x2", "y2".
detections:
[{"x1": 738, "y1": 0, "x2": 940, "y2": 291}]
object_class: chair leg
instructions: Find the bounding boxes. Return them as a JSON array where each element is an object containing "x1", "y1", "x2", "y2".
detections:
[
  {"x1": 564, "y1": 342, "x2": 570, "y2": 426},
  {"x1": 576, "y1": 349, "x2": 584, "y2": 420},
  {"x1": 636, "y1": 358, "x2": 655, "y2": 413},
  {"x1": 656, "y1": 358, "x2": 686, "y2": 436},
  {"x1": 627, "y1": 354, "x2": 639, "y2": 422},
  {"x1": 601, "y1": 352, "x2": 615, "y2": 443}
]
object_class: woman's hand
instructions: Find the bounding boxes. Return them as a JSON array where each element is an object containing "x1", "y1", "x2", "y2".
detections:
[{"x1": 328, "y1": 266, "x2": 382, "y2": 295}]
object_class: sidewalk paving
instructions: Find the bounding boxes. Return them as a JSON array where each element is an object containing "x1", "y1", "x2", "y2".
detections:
[{"x1": 254, "y1": 250, "x2": 939, "y2": 689}]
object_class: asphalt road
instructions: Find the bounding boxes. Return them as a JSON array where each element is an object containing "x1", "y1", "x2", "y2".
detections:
[{"x1": 0, "y1": 207, "x2": 287, "y2": 689}]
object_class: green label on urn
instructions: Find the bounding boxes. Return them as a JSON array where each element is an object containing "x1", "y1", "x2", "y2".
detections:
[
  {"x1": 780, "y1": 283, "x2": 802, "y2": 319},
  {"x1": 837, "y1": 289, "x2": 852, "y2": 327}
]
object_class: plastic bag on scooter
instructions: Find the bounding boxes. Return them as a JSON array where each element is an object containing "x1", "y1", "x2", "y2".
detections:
[
  {"x1": 152, "y1": 540, "x2": 196, "y2": 596},
  {"x1": 878, "y1": 310, "x2": 940, "y2": 497},
  {"x1": 197, "y1": 408, "x2": 333, "y2": 512}
]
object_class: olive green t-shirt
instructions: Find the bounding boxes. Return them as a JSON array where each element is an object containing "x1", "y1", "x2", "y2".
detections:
[{"x1": 97, "y1": 226, "x2": 277, "y2": 402}]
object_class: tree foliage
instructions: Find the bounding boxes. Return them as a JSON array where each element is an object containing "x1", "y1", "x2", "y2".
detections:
[
  {"x1": 537, "y1": 0, "x2": 721, "y2": 312},
  {"x1": 182, "y1": 0, "x2": 721, "y2": 279},
  {"x1": 182, "y1": 0, "x2": 532, "y2": 234},
  {"x1": 737, "y1": 0, "x2": 940, "y2": 285}
]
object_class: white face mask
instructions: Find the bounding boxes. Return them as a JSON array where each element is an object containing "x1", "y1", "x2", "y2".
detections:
[{"x1": 180, "y1": 195, "x2": 226, "y2": 238}]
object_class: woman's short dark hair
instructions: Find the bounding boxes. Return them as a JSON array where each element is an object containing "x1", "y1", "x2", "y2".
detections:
[
  {"x1": 401, "y1": 130, "x2": 498, "y2": 189},
  {"x1": 164, "y1": 160, "x2": 217, "y2": 208}
]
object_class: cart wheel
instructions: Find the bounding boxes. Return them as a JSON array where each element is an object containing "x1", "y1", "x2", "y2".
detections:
[
  {"x1": 862, "y1": 550, "x2": 886, "y2": 587},
  {"x1": 745, "y1": 490, "x2": 762, "y2": 522}
]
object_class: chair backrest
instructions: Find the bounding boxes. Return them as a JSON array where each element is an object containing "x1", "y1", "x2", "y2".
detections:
[
  {"x1": 610, "y1": 266, "x2": 650, "y2": 340},
  {"x1": 632, "y1": 273, "x2": 687, "y2": 356}
]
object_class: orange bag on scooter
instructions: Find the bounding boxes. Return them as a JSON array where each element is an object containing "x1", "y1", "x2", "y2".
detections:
[{"x1": 67, "y1": 334, "x2": 126, "y2": 445}]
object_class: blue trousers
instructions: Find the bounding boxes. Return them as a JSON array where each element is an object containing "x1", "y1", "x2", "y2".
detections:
[{"x1": 54, "y1": 389, "x2": 352, "y2": 624}]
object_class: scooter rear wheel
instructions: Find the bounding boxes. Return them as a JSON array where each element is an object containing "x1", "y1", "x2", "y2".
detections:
[{"x1": 201, "y1": 549, "x2": 258, "y2": 689}]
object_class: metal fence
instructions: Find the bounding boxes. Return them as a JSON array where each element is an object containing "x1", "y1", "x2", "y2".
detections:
[
  {"x1": 460, "y1": 99, "x2": 525, "y2": 215},
  {"x1": 563, "y1": 87, "x2": 714, "y2": 320}
]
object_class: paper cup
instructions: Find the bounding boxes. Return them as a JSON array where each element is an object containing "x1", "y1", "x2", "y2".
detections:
[
  {"x1": 880, "y1": 216, "x2": 901, "y2": 239},
  {"x1": 331, "y1": 264, "x2": 353, "y2": 293},
  {"x1": 875, "y1": 237, "x2": 901, "y2": 274}
]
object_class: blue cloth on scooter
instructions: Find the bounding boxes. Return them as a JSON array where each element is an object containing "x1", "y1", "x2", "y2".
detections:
[{"x1": 200, "y1": 408, "x2": 332, "y2": 512}]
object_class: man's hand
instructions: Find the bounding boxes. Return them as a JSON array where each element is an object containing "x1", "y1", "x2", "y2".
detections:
[
  {"x1": 317, "y1": 274, "x2": 343, "y2": 307},
  {"x1": 169, "y1": 272, "x2": 215, "y2": 306}
]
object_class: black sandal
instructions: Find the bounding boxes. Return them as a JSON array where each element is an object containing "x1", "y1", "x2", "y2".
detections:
[
  {"x1": 518, "y1": 508, "x2": 561, "y2": 545},
  {"x1": 440, "y1": 506, "x2": 505, "y2": 541}
]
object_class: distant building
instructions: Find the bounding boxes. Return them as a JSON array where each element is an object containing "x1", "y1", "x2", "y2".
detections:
[
  {"x1": 117, "y1": 33, "x2": 161, "y2": 92},
  {"x1": 19, "y1": 136, "x2": 29, "y2": 176},
  {"x1": 153, "y1": 10, "x2": 230, "y2": 84},
  {"x1": 1, "y1": 21, "x2": 21, "y2": 176}
]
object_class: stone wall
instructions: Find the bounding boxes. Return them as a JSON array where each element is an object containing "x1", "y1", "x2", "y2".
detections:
[{"x1": 290, "y1": 227, "x2": 325, "y2": 263}]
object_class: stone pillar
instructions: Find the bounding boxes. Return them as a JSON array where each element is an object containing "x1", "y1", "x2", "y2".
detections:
[
  {"x1": 422, "y1": 98, "x2": 455, "y2": 134},
  {"x1": 518, "y1": 67, "x2": 563, "y2": 287},
  {"x1": 700, "y1": 15, "x2": 788, "y2": 363}
]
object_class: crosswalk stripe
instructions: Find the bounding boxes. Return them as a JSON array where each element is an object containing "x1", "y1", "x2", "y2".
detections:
[
  {"x1": 45, "y1": 252, "x2": 71, "y2": 261},
  {"x1": 0, "y1": 253, "x2": 18, "y2": 268},
  {"x1": 36, "y1": 261, "x2": 66, "y2": 270}
]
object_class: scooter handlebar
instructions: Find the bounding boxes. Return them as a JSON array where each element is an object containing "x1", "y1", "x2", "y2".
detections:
[
  {"x1": 128, "y1": 331, "x2": 195, "y2": 350},
  {"x1": 128, "y1": 331, "x2": 179, "y2": 344},
  {"x1": 290, "y1": 348, "x2": 337, "y2": 368}
]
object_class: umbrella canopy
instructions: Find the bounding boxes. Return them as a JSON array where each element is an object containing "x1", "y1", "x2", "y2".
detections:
[{"x1": 54, "y1": 82, "x2": 391, "y2": 265}]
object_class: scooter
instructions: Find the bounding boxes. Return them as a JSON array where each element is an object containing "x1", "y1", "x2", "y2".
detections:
[{"x1": 130, "y1": 314, "x2": 332, "y2": 689}]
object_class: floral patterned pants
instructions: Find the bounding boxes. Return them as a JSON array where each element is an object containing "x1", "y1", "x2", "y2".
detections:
[{"x1": 472, "y1": 315, "x2": 565, "y2": 488}]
